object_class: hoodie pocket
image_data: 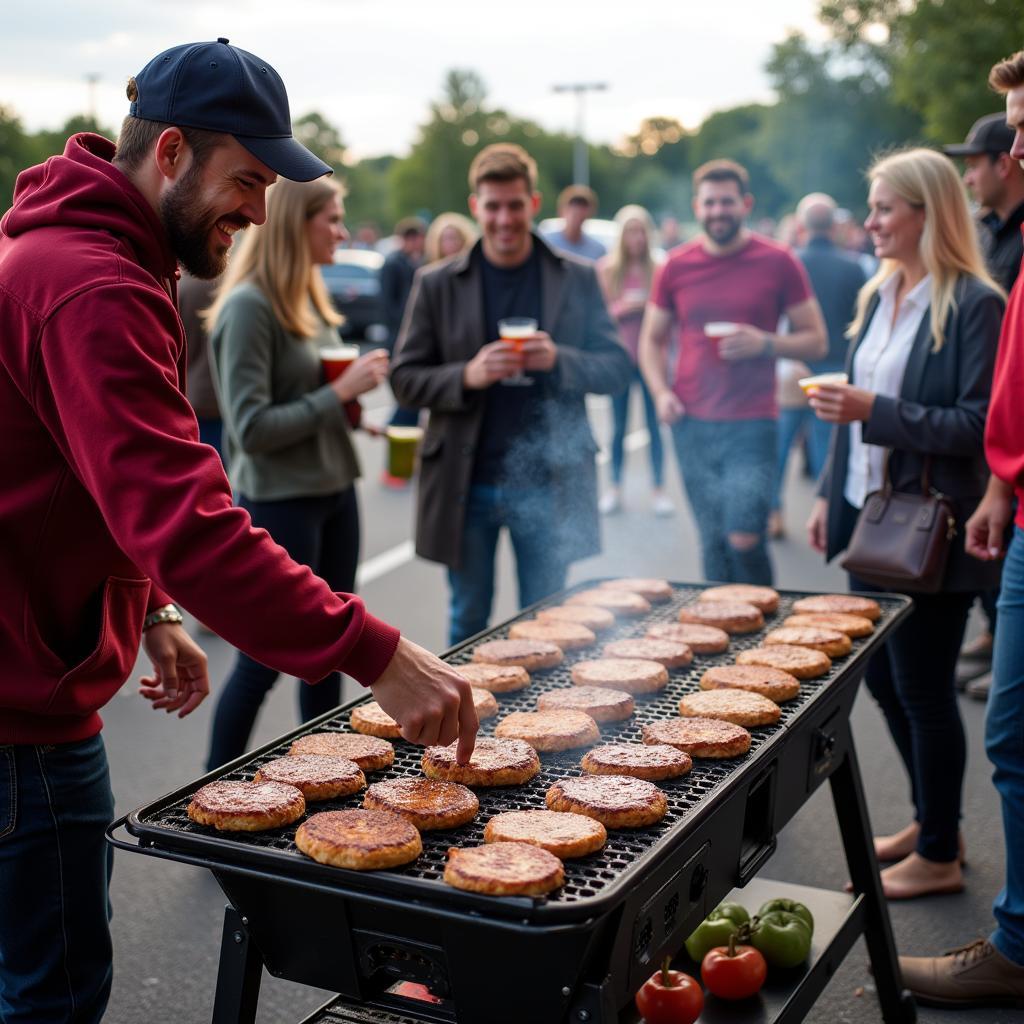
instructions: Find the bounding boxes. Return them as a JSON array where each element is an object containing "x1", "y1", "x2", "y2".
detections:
[{"x1": 40, "y1": 576, "x2": 150, "y2": 717}]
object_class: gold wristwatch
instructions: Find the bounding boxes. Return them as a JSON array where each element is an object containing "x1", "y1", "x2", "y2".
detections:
[{"x1": 143, "y1": 604, "x2": 184, "y2": 631}]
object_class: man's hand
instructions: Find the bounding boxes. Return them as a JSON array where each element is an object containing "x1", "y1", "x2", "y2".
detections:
[
  {"x1": 654, "y1": 389, "x2": 684, "y2": 425},
  {"x1": 966, "y1": 478, "x2": 1014, "y2": 561},
  {"x1": 371, "y1": 636, "x2": 478, "y2": 763},
  {"x1": 463, "y1": 341, "x2": 522, "y2": 389},
  {"x1": 139, "y1": 623, "x2": 210, "y2": 717},
  {"x1": 807, "y1": 497, "x2": 828, "y2": 554},
  {"x1": 808, "y1": 382, "x2": 875, "y2": 424},
  {"x1": 718, "y1": 325, "x2": 769, "y2": 361},
  {"x1": 521, "y1": 331, "x2": 558, "y2": 372}
]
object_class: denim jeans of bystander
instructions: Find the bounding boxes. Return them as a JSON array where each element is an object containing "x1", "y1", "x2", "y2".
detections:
[
  {"x1": 0, "y1": 736, "x2": 115, "y2": 1024},
  {"x1": 447, "y1": 483, "x2": 569, "y2": 647},
  {"x1": 670, "y1": 417, "x2": 777, "y2": 585},
  {"x1": 988, "y1": 525, "x2": 1024, "y2": 966}
]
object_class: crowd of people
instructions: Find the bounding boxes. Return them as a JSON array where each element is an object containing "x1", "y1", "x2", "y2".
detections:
[{"x1": 3, "y1": 33, "x2": 1024, "y2": 1023}]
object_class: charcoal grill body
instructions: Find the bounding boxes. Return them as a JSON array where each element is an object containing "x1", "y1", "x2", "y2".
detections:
[{"x1": 111, "y1": 583, "x2": 915, "y2": 1024}]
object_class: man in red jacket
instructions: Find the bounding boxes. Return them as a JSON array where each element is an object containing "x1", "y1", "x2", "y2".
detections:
[
  {"x1": 0, "y1": 39, "x2": 476, "y2": 1024},
  {"x1": 898, "y1": 50, "x2": 1024, "y2": 1010}
]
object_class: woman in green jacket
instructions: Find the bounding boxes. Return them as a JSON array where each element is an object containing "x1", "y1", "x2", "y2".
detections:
[{"x1": 204, "y1": 177, "x2": 388, "y2": 769}]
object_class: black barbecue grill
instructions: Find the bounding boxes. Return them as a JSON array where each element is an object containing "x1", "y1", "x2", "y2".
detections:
[{"x1": 108, "y1": 582, "x2": 917, "y2": 1024}]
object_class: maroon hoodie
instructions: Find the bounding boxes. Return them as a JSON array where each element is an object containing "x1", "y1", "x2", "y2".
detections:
[{"x1": 0, "y1": 134, "x2": 400, "y2": 744}]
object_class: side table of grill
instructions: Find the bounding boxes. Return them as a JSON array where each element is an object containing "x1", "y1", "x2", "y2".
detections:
[{"x1": 109, "y1": 582, "x2": 917, "y2": 1024}]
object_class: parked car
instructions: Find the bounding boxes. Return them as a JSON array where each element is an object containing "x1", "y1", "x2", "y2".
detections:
[{"x1": 321, "y1": 249, "x2": 388, "y2": 343}]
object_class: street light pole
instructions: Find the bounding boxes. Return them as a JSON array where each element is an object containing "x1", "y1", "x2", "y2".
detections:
[{"x1": 551, "y1": 82, "x2": 607, "y2": 186}]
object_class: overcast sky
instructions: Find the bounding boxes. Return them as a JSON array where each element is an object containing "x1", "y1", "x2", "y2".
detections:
[{"x1": 1, "y1": 0, "x2": 828, "y2": 160}]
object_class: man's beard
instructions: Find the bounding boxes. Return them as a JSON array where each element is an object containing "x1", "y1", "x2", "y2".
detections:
[
  {"x1": 159, "y1": 164, "x2": 245, "y2": 279},
  {"x1": 703, "y1": 215, "x2": 742, "y2": 246}
]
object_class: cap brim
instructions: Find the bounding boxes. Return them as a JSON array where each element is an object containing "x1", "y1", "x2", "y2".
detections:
[
  {"x1": 942, "y1": 143, "x2": 986, "y2": 157},
  {"x1": 235, "y1": 134, "x2": 332, "y2": 181}
]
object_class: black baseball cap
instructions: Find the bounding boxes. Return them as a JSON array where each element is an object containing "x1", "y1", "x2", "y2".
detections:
[
  {"x1": 129, "y1": 38, "x2": 331, "y2": 181},
  {"x1": 942, "y1": 112, "x2": 1015, "y2": 158}
]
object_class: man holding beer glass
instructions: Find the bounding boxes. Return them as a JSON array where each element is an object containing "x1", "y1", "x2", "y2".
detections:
[{"x1": 391, "y1": 144, "x2": 631, "y2": 645}]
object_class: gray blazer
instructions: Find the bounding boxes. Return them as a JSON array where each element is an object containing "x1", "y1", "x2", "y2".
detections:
[
  {"x1": 390, "y1": 236, "x2": 631, "y2": 570},
  {"x1": 821, "y1": 274, "x2": 1004, "y2": 591}
]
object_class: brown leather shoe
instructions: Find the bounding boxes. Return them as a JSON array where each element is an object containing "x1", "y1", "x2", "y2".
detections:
[{"x1": 900, "y1": 939, "x2": 1024, "y2": 1008}]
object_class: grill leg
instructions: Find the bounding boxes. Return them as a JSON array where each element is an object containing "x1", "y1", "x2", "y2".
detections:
[
  {"x1": 830, "y1": 744, "x2": 917, "y2": 1024},
  {"x1": 211, "y1": 904, "x2": 263, "y2": 1024}
]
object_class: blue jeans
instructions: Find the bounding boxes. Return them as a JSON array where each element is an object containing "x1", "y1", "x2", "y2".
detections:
[
  {"x1": 670, "y1": 417, "x2": 777, "y2": 585},
  {"x1": 0, "y1": 736, "x2": 115, "y2": 1024},
  {"x1": 610, "y1": 368, "x2": 664, "y2": 487},
  {"x1": 206, "y1": 488, "x2": 360, "y2": 770},
  {"x1": 447, "y1": 484, "x2": 569, "y2": 646},
  {"x1": 988, "y1": 525, "x2": 1024, "y2": 966},
  {"x1": 771, "y1": 408, "x2": 831, "y2": 511}
]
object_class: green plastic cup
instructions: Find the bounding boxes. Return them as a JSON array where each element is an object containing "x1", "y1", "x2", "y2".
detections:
[{"x1": 386, "y1": 426, "x2": 424, "y2": 479}]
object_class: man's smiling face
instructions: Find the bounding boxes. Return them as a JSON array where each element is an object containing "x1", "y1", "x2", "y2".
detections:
[{"x1": 159, "y1": 135, "x2": 276, "y2": 278}]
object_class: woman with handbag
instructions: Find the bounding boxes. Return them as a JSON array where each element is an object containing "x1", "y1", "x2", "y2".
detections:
[
  {"x1": 203, "y1": 177, "x2": 389, "y2": 770},
  {"x1": 806, "y1": 148, "x2": 1004, "y2": 899}
]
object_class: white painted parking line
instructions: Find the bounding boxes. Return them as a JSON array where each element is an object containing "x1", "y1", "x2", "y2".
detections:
[{"x1": 355, "y1": 429, "x2": 653, "y2": 586}]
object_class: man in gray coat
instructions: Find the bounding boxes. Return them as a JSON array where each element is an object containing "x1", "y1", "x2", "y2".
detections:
[{"x1": 391, "y1": 143, "x2": 630, "y2": 645}]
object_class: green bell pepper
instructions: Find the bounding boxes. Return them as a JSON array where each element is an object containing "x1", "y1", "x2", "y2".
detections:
[
  {"x1": 751, "y1": 910, "x2": 813, "y2": 968},
  {"x1": 684, "y1": 901, "x2": 750, "y2": 962}
]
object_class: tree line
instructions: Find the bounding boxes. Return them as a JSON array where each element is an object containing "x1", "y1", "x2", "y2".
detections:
[{"x1": 2, "y1": 0, "x2": 1020, "y2": 229}]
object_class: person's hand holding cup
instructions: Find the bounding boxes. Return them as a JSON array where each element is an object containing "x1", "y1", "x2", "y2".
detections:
[{"x1": 326, "y1": 347, "x2": 389, "y2": 403}]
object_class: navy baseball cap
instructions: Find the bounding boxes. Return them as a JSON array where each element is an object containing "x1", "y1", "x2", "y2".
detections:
[
  {"x1": 942, "y1": 113, "x2": 1015, "y2": 158},
  {"x1": 129, "y1": 38, "x2": 331, "y2": 181}
]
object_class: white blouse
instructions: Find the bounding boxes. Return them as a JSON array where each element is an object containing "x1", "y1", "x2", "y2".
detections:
[{"x1": 843, "y1": 272, "x2": 932, "y2": 509}]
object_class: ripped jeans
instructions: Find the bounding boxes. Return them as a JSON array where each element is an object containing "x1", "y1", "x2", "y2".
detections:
[{"x1": 670, "y1": 416, "x2": 777, "y2": 585}]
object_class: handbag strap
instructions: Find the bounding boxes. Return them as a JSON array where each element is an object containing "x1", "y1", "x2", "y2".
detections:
[{"x1": 882, "y1": 449, "x2": 933, "y2": 497}]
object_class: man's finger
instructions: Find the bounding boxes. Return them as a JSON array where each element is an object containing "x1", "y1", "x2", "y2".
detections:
[
  {"x1": 455, "y1": 686, "x2": 479, "y2": 765},
  {"x1": 177, "y1": 688, "x2": 208, "y2": 718}
]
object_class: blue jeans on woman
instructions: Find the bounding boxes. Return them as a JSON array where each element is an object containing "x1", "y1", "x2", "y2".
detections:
[
  {"x1": 988, "y1": 525, "x2": 1024, "y2": 966},
  {"x1": 670, "y1": 417, "x2": 777, "y2": 585},
  {"x1": 447, "y1": 483, "x2": 568, "y2": 647},
  {"x1": 0, "y1": 736, "x2": 115, "y2": 1023},
  {"x1": 206, "y1": 487, "x2": 360, "y2": 770},
  {"x1": 609, "y1": 368, "x2": 663, "y2": 487}
]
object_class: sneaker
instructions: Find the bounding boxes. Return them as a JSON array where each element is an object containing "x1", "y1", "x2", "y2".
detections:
[
  {"x1": 599, "y1": 490, "x2": 622, "y2": 515},
  {"x1": 900, "y1": 939, "x2": 1024, "y2": 1009},
  {"x1": 651, "y1": 493, "x2": 674, "y2": 518},
  {"x1": 966, "y1": 671, "x2": 992, "y2": 701}
]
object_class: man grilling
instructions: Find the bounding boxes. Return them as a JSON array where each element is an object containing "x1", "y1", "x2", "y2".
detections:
[{"x1": 0, "y1": 39, "x2": 476, "y2": 1023}]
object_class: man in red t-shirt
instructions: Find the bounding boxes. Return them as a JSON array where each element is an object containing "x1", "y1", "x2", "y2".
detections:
[{"x1": 639, "y1": 159, "x2": 826, "y2": 584}]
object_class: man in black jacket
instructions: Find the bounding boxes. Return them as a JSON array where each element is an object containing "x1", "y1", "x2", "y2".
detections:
[{"x1": 390, "y1": 144, "x2": 630, "y2": 645}]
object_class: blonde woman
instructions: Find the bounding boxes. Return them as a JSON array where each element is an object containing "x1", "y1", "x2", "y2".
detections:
[
  {"x1": 597, "y1": 205, "x2": 672, "y2": 516},
  {"x1": 807, "y1": 148, "x2": 1004, "y2": 899},
  {"x1": 204, "y1": 178, "x2": 389, "y2": 769},
  {"x1": 425, "y1": 212, "x2": 477, "y2": 263}
]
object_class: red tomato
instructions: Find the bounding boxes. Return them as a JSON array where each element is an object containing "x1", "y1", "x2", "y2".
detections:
[
  {"x1": 635, "y1": 958, "x2": 704, "y2": 1024},
  {"x1": 701, "y1": 943, "x2": 767, "y2": 1000}
]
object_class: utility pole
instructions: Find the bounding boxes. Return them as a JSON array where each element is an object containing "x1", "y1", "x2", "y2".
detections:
[
  {"x1": 84, "y1": 73, "x2": 100, "y2": 123},
  {"x1": 551, "y1": 82, "x2": 607, "y2": 186}
]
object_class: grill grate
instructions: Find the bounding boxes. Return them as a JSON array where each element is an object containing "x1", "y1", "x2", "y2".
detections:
[{"x1": 136, "y1": 584, "x2": 901, "y2": 905}]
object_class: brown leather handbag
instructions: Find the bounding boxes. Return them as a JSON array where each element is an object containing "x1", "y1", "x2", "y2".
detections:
[{"x1": 840, "y1": 456, "x2": 957, "y2": 593}]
